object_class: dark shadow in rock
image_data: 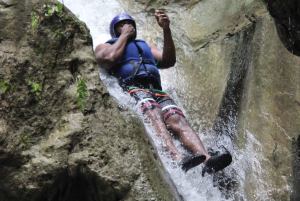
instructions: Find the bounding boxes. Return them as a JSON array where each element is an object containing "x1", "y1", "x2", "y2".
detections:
[
  {"x1": 210, "y1": 21, "x2": 256, "y2": 199},
  {"x1": 212, "y1": 22, "x2": 256, "y2": 139},
  {"x1": 291, "y1": 135, "x2": 300, "y2": 201},
  {"x1": 263, "y1": 0, "x2": 300, "y2": 56},
  {"x1": 34, "y1": 165, "x2": 131, "y2": 201}
]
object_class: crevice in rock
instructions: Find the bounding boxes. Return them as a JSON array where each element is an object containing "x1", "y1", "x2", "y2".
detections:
[
  {"x1": 34, "y1": 165, "x2": 131, "y2": 201},
  {"x1": 210, "y1": 22, "x2": 256, "y2": 198},
  {"x1": 0, "y1": 153, "x2": 28, "y2": 178},
  {"x1": 0, "y1": 3, "x2": 17, "y2": 9},
  {"x1": 4, "y1": 4, "x2": 16, "y2": 8},
  {"x1": 263, "y1": 0, "x2": 300, "y2": 56},
  {"x1": 69, "y1": 59, "x2": 80, "y2": 76},
  {"x1": 0, "y1": 152, "x2": 30, "y2": 201},
  {"x1": 291, "y1": 135, "x2": 300, "y2": 201},
  {"x1": 212, "y1": 22, "x2": 256, "y2": 138}
]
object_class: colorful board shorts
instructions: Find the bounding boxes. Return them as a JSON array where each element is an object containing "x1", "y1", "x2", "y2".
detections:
[{"x1": 128, "y1": 86, "x2": 185, "y2": 121}]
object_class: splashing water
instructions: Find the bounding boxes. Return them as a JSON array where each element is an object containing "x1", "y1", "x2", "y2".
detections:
[{"x1": 58, "y1": 0, "x2": 271, "y2": 200}]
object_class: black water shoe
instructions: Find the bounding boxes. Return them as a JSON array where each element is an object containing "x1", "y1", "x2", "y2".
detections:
[
  {"x1": 201, "y1": 153, "x2": 232, "y2": 176},
  {"x1": 179, "y1": 155, "x2": 206, "y2": 172}
]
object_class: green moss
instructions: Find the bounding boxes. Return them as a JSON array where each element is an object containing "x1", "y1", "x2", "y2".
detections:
[
  {"x1": 0, "y1": 79, "x2": 17, "y2": 93},
  {"x1": 76, "y1": 75, "x2": 88, "y2": 113},
  {"x1": 22, "y1": 135, "x2": 33, "y2": 147},
  {"x1": 31, "y1": 11, "x2": 39, "y2": 29},
  {"x1": 25, "y1": 78, "x2": 42, "y2": 101}
]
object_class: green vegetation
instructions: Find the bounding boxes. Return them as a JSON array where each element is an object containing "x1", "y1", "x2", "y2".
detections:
[
  {"x1": 31, "y1": 3, "x2": 63, "y2": 29},
  {"x1": 54, "y1": 29, "x2": 64, "y2": 37},
  {"x1": 31, "y1": 11, "x2": 39, "y2": 29},
  {"x1": 0, "y1": 80, "x2": 9, "y2": 92},
  {"x1": 25, "y1": 78, "x2": 42, "y2": 100},
  {"x1": 76, "y1": 75, "x2": 88, "y2": 113},
  {"x1": 0, "y1": 79, "x2": 17, "y2": 93},
  {"x1": 257, "y1": 0, "x2": 266, "y2": 5},
  {"x1": 73, "y1": 15, "x2": 90, "y2": 38},
  {"x1": 29, "y1": 1, "x2": 90, "y2": 46},
  {"x1": 43, "y1": 3, "x2": 63, "y2": 17},
  {"x1": 22, "y1": 135, "x2": 33, "y2": 147}
]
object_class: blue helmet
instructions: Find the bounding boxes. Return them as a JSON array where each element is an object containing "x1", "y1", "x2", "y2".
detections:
[{"x1": 109, "y1": 14, "x2": 137, "y2": 39}]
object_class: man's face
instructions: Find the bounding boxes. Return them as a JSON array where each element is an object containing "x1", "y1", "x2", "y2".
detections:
[{"x1": 114, "y1": 20, "x2": 135, "y2": 36}]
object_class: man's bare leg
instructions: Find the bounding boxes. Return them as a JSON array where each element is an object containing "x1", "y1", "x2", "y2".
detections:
[
  {"x1": 165, "y1": 114, "x2": 211, "y2": 163},
  {"x1": 145, "y1": 108, "x2": 184, "y2": 160},
  {"x1": 163, "y1": 113, "x2": 232, "y2": 174}
]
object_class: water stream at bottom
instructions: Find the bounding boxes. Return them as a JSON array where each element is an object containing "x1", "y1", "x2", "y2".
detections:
[{"x1": 58, "y1": 0, "x2": 269, "y2": 200}]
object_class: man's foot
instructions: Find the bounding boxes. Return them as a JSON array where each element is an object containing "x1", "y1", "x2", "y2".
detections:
[
  {"x1": 179, "y1": 155, "x2": 206, "y2": 172},
  {"x1": 202, "y1": 153, "x2": 232, "y2": 176}
]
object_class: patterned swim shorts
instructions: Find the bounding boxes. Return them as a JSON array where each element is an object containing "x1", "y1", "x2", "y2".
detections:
[{"x1": 128, "y1": 86, "x2": 185, "y2": 121}]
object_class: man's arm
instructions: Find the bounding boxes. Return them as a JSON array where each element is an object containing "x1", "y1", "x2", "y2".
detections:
[
  {"x1": 150, "y1": 10, "x2": 176, "y2": 69},
  {"x1": 94, "y1": 24, "x2": 135, "y2": 69}
]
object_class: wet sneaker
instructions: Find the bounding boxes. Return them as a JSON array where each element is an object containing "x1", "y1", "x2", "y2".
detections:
[
  {"x1": 202, "y1": 153, "x2": 232, "y2": 176},
  {"x1": 179, "y1": 155, "x2": 206, "y2": 172}
]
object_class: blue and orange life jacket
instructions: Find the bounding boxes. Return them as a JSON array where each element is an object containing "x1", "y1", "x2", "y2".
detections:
[{"x1": 105, "y1": 38, "x2": 161, "y2": 89}]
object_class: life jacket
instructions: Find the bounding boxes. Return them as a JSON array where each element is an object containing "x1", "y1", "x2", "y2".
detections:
[{"x1": 105, "y1": 38, "x2": 161, "y2": 89}]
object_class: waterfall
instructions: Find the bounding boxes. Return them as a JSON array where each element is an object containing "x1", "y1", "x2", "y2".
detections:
[
  {"x1": 57, "y1": 1, "x2": 235, "y2": 201},
  {"x1": 57, "y1": 0, "x2": 280, "y2": 200}
]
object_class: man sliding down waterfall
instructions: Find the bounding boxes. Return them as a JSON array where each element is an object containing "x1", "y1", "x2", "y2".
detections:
[{"x1": 95, "y1": 10, "x2": 232, "y2": 175}]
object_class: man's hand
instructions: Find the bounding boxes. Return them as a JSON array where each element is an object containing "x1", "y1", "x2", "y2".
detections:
[
  {"x1": 151, "y1": 10, "x2": 176, "y2": 68},
  {"x1": 154, "y1": 10, "x2": 170, "y2": 29},
  {"x1": 120, "y1": 24, "x2": 135, "y2": 36},
  {"x1": 116, "y1": 21, "x2": 136, "y2": 40}
]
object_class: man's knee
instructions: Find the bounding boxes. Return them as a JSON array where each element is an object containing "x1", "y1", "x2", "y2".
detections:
[{"x1": 165, "y1": 114, "x2": 186, "y2": 131}]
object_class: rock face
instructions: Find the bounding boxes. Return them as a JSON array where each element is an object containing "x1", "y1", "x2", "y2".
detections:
[
  {"x1": 129, "y1": 0, "x2": 300, "y2": 200},
  {"x1": 264, "y1": 0, "x2": 300, "y2": 56},
  {"x1": 0, "y1": 0, "x2": 177, "y2": 200},
  {"x1": 1, "y1": 0, "x2": 300, "y2": 200}
]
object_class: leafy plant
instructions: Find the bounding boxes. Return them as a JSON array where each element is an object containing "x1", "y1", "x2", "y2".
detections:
[
  {"x1": 31, "y1": 3, "x2": 63, "y2": 29},
  {"x1": 31, "y1": 11, "x2": 39, "y2": 28},
  {"x1": 25, "y1": 78, "x2": 42, "y2": 100},
  {"x1": 0, "y1": 79, "x2": 17, "y2": 93},
  {"x1": 22, "y1": 135, "x2": 33, "y2": 146},
  {"x1": 76, "y1": 75, "x2": 88, "y2": 112},
  {"x1": 54, "y1": 29, "x2": 64, "y2": 37},
  {"x1": 0, "y1": 80, "x2": 9, "y2": 92},
  {"x1": 43, "y1": 3, "x2": 63, "y2": 17}
]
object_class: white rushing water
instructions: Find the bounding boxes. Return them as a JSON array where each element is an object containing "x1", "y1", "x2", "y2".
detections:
[{"x1": 57, "y1": 0, "x2": 270, "y2": 200}]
